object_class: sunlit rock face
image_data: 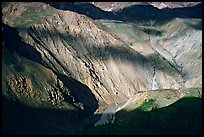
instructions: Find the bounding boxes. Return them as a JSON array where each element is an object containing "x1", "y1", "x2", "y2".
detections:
[
  {"x1": 148, "y1": 2, "x2": 201, "y2": 9},
  {"x1": 91, "y1": 2, "x2": 201, "y2": 11},
  {"x1": 92, "y1": 2, "x2": 146, "y2": 11}
]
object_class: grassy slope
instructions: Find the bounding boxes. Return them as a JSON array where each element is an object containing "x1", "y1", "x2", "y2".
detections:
[{"x1": 84, "y1": 96, "x2": 202, "y2": 135}]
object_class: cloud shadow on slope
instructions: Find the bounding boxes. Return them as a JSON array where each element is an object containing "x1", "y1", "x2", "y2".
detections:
[
  {"x1": 74, "y1": 34, "x2": 183, "y2": 79},
  {"x1": 17, "y1": 23, "x2": 183, "y2": 86}
]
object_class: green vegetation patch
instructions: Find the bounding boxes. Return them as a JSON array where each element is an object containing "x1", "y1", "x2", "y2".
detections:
[
  {"x1": 142, "y1": 28, "x2": 164, "y2": 37},
  {"x1": 139, "y1": 98, "x2": 156, "y2": 111}
]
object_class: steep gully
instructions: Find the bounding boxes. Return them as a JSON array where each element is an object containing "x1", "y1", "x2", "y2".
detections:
[{"x1": 93, "y1": 37, "x2": 170, "y2": 126}]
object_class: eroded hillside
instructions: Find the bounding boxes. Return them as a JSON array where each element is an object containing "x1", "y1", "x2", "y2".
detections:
[{"x1": 2, "y1": 2, "x2": 202, "y2": 135}]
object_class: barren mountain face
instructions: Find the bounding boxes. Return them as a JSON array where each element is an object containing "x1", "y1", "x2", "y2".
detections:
[
  {"x1": 2, "y1": 2, "x2": 202, "y2": 135},
  {"x1": 92, "y1": 2, "x2": 201, "y2": 11},
  {"x1": 148, "y1": 2, "x2": 201, "y2": 9}
]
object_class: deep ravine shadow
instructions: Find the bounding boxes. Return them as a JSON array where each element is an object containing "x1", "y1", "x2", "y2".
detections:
[
  {"x1": 2, "y1": 94, "x2": 102, "y2": 135},
  {"x1": 45, "y1": 2, "x2": 202, "y2": 25},
  {"x1": 45, "y1": 2, "x2": 119, "y2": 20},
  {"x1": 2, "y1": 95, "x2": 82, "y2": 135},
  {"x1": 53, "y1": 71, "x2": 99, "y2": 117},
  {"x1": 116, "y1": 3, "x2": 202, "y2": 25},
  {"x1": 2, "y1": 23, "x2": 44, "y2": 66}
]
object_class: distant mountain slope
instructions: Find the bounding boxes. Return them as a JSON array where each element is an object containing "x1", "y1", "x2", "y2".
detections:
[
  {"x1": 98, "y1": 17, "x2": 202, "y2": 89},
  {"x1": 46, "y1": 2, "x2": 202, "y2": 25},
  {"x1": 93, "y1": 2, "x2": 201, "y2": 11}
]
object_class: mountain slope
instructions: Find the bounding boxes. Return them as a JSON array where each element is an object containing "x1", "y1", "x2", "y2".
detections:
[
  {"x1": 3, "y1": 2, "x2": 151, "y2": 108},
  {"x1": 3, "y1": 2, "x2": 200, "y2": 108},
  {"x1": 2, "y1": 2, "x2": 202, "y2": 135}
]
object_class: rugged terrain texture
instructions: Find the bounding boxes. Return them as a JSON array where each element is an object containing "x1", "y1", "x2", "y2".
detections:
[
  {"x1": 3, "y1": 2, "x2": 201, "y2": 107},
  {"x1": 46, "y1": 2, "x2": 201, "y2": 12},
  {"x1": 97, "y1": 17, "x2": 202, "y2": 89},
  {"x1": 92, "y1": 2, "x2": 201, "y2": 11},
  {"x1": 2, "y1": 2, "x2": 202, "y2": 135}
]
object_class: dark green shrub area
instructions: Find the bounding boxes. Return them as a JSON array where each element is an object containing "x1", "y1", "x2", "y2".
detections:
[
  {"x1": 139, "y1": 99, "x2": 156, "y2": 111},
  {"x1": 84, "y1": 97, "x2": 202, "y2": 135},
  {"x1": 142, "y1": 28, "x2": 164, "y2": 37}
]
